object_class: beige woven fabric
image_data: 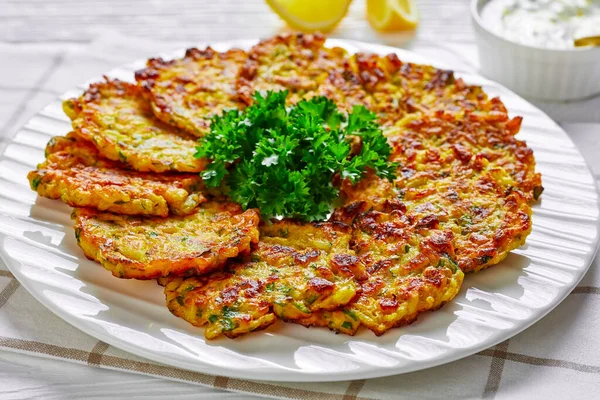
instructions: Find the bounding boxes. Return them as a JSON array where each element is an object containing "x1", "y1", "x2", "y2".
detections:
[
  {"x1": 2, "y1": 262, "x2": 600, "y2": 399},
  {"x1": 1, "y1": 32, "x2": 599, "y2": 400}
]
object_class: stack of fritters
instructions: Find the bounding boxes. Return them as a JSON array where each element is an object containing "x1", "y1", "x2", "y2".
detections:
[
  {"x1": 28, "y1": 33, "x2": 542, "y2": 340},
  {"x1": 30, "y1": 132, "x2": 206, "y2": 217},
  {"x1": 29, "y1": 79, "x2": 261, "y2": 281}
]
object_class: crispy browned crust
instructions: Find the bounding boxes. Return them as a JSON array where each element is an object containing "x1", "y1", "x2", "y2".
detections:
[
  {"x1": 325, "y1": 204, "x2": 465, "y2": 336},
  {"x1": 63, "y1": 78, "x2": 205, "y2": 173},
  {"x1": 159, "y1": 221, "x2": 366, "y2": 339},
  {"x1": 236, "y1": 33, "x2": 362, "y2": 110},
  {"x1": 135, "y1": 47, "x2": 248, "y2": 137},
  {"x1": 340, "y1": 52, "x2": 489, "y2": 126},
  {"x1": 334, "y1": 102, "x2": 540, "y2": 275},
  {"x1": 28, "y1": 133, "x2": 207, "y2": 217},
  {"x1": 236, "y1": 33, "x2": 493, "y2": 125},
  {"x1": 161, "y1": 210, "x2": 464, "y2": 338},
  {"x1": 73, "y1": 202, "x2": 260, "y2": 280}
]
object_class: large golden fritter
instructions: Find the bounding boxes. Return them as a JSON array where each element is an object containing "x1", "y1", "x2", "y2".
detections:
[
  {"x1": 342, "y1": 52, "x2": 488, "y2": 126},
  {"x1": 339, "y1": 101, "x2": 541, "y2": 273},
  {"x1": 135, "y1": 48, "x2": 248, "y2": 137},
  {"x1": 238, "y1": 33, "x2": 371, "y2": 112},
  {"x1": 159, "y1": 221, "x2": 367, "y2": 339},
  {"x1": 73, "y1": 202, "x2": 260, "y2": 279},
  {"x1": 63, "y1": 79, "x2": 205, "y2": 173},
  {"x1": 391, "y1": 104, "x2": 540, "y2": 272},
  {"x1": 28, "y1": 133, "x2": 206, "y2": 217},
  {"x1": 295, "y1": 202, "x2": 464, "y2": 336}
]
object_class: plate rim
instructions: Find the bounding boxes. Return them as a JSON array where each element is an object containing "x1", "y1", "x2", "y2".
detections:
[{"x1": 1, "y1": 37, "x2": 599, "y2": 382}]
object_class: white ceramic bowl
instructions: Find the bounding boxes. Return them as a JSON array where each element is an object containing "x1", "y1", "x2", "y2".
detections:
[{"x1": 471, "y1": 0, "x2": 600, "y2": 101}]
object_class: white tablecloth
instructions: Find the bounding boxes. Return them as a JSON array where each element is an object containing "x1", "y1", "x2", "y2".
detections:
[{"x1": 1, "y1": 1, "x2": 599, "y2": 399}]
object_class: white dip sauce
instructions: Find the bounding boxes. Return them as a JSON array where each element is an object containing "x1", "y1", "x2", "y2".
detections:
[{"x1": 481, "y1": 0, "x2": 600, "y2": 49}]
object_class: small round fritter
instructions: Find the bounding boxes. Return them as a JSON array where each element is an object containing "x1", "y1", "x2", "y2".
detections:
[
  {"x1": 135, "y1": 48, "x2": 248, "y2": 137},
  {"x1": 73, "y1": 202, "x2": 260, "y2": 280},
  {"x1": 237, "y1": 33, "x2": 364, "y2": 109},
  {"x1": 159, "y1": 221, "x2": 367, "y2": 339},
  {"x1": 340, "y1": 52, "x2": 489, "y2": 127},
  {"x1": 295, "y1": 204, "x2": 464, "y2": 336},
  {"x1": 28, "y1": 133, "x2": 207, "y2": 217},
  {"x1": 63, "y1": 79, "x2": 205, "y2": 173}
]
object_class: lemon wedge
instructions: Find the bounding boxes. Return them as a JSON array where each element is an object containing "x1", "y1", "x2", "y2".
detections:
[
  {"x1": 266, "y1": 0, "x2": 353, "y2": 33},
  {"x1": 366, "y1": 0, "x2": 419, "y2": 32},
  {"x1": 574, "y1": 36, "x2": 600, "y2": 47}
]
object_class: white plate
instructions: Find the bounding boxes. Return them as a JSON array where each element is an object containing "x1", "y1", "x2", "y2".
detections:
[{"x1": 0, "y1": 39, "x2": 598, "y2": 383}]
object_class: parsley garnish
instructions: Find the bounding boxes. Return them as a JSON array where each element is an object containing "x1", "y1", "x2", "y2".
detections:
[{"x1": 196, "y1": 91, "x2": 397, "y2": 221}]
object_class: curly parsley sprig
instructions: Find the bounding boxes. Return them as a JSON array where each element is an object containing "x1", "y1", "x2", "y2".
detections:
[{"x1": 195, "y1": 91, "x2": 397, "y2": 221}]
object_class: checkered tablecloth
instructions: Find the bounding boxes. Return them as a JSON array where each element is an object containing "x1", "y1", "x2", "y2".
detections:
[{"x1": 0, "y1": 29, "x2": 599, "y2": 400}]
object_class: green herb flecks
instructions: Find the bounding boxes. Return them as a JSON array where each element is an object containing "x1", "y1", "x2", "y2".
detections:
[
  {"x1": 341, "y1": 321, "x2": 354, "y2": 330},
  {"x1": 343, "y1": 309, "x2": 358, "y2": 321},
  {"x1": 294, "y1": 302, "x2": 311, "y2": 314},
  {"x1": 31, "y1": 176, "x2": 42, "y2": 190},
  {"x1": 196, "y1": 91, "x2": 397, "y2": 221}
]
